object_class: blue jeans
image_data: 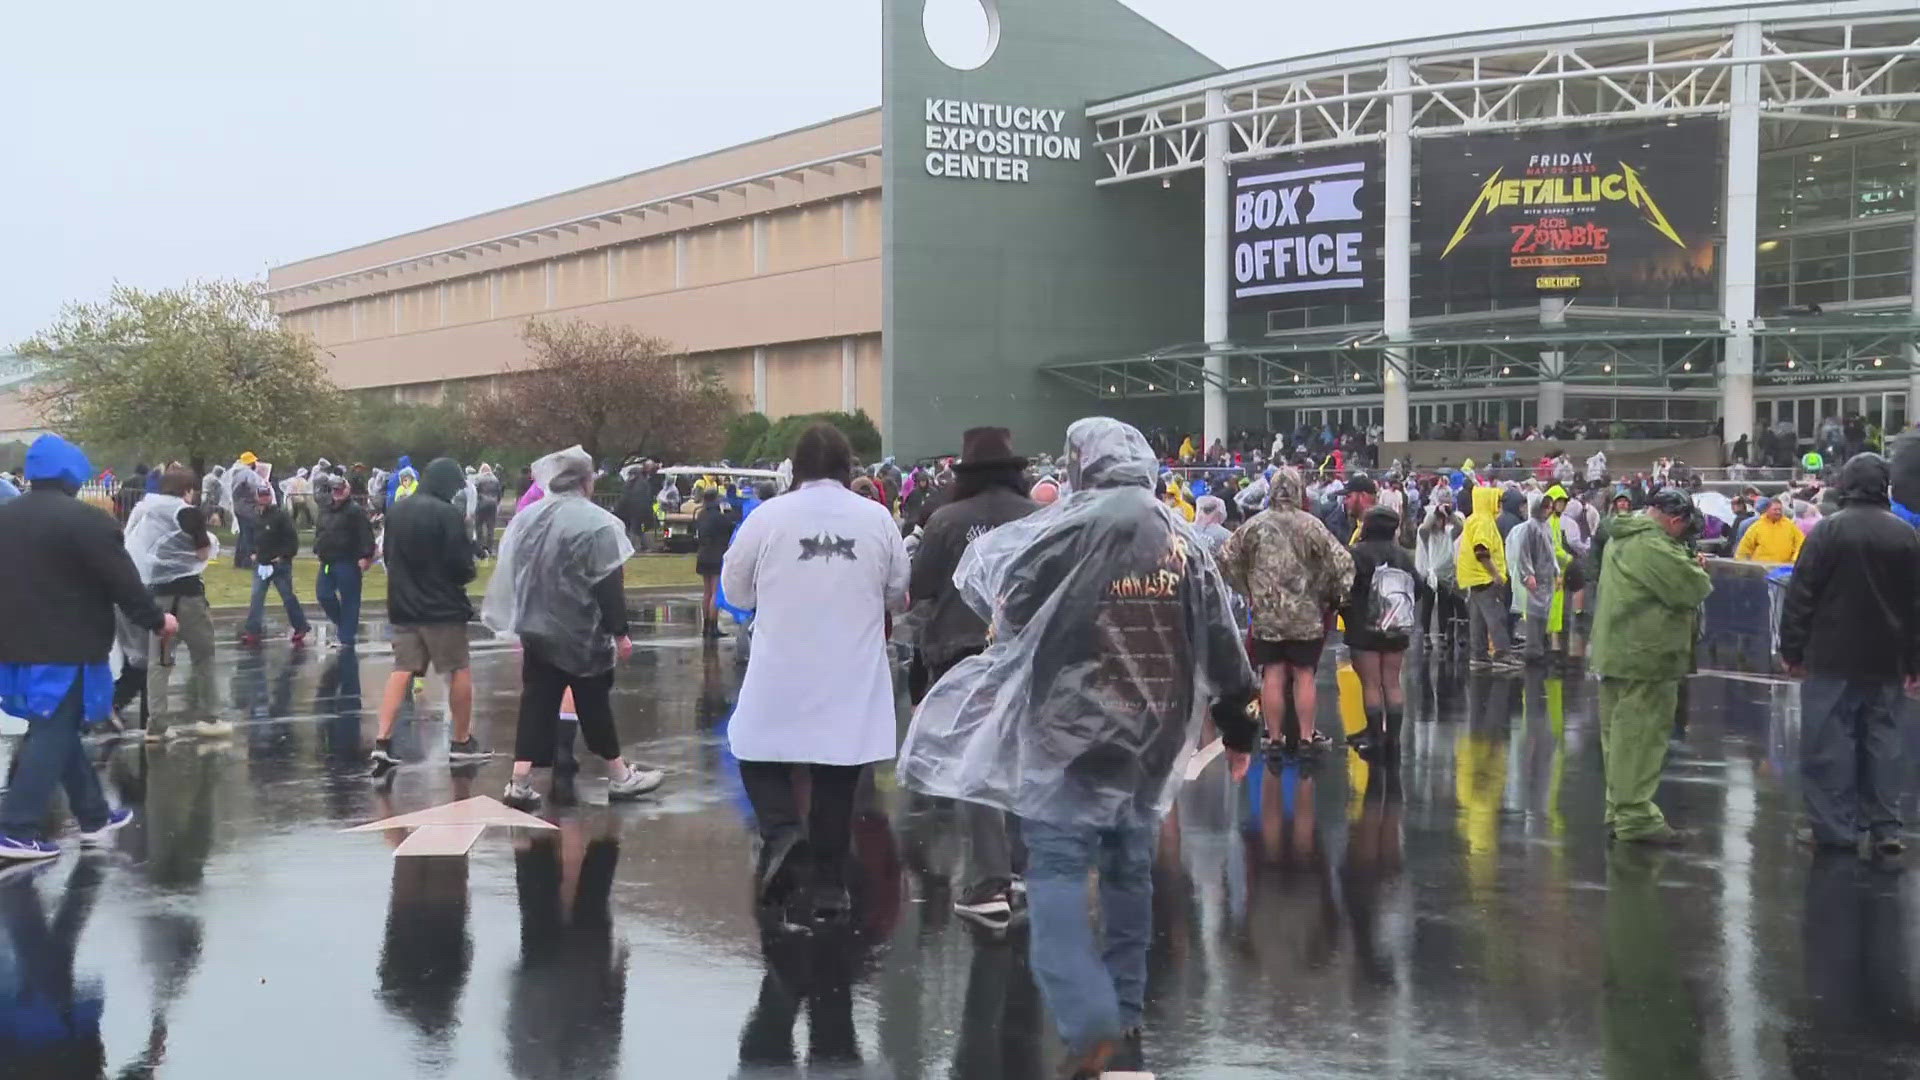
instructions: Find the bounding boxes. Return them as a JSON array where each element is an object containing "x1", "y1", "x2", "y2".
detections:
[
  {"x1": 0, "y1": 679, "x2": 111, "y2": 839},
  {"x1": 316, "y1": 561, "x2": 363, "y2": 646},
  {"x1": 246, "y1": 561, "x2": 311, "y2": 638},
  {"x1": 1020, "y1": 812, "x2": 1157, "y2": 1054}
]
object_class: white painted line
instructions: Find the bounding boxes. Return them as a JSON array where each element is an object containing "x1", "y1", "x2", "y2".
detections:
[{"x1": 393, "y1": 823, "x2": 487, "y2": 857}]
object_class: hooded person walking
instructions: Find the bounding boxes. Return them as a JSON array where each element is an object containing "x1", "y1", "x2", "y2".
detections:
[
  {"x1": 1778, "y1": 452, "x2": 1920, "y2": 859},
  {"x1": 371, "y1": 458, "x2": 488, "y2": 771},
  {"x1": 1589, "y1": 489, "x2": 1713, "y2": 845},
  {"x1": 898, "y1": 417, "x2": 1256, "y2": 1078},
  {"x1": 0, "y1": 435, "x2": 175, "y2": 859},
  {"x1": 484, "y1": 446, "x2": 662, "y2": 809}
]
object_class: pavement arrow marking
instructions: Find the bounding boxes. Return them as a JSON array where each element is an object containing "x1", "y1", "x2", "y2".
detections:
[{"x1": 346, "y1": 795, "x2": 556, "y2": 857}]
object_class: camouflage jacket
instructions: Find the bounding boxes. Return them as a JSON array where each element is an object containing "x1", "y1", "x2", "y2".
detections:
[{"x1": 1219, "y1": 468, "x2": 1356, "y2": 642}]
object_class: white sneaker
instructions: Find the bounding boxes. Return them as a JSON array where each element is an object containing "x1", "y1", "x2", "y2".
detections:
[
  {"x1": 608, "y1": 766, "x2": 664, "y2": 800},
  {"x1": 502, "y1": 780, "x2": 542, "y2": 811},
  {"x1": 196, "y1": 720, "x2": 235, "y2": 737}
]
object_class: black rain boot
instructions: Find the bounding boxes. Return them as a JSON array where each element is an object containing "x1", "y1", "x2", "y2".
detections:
[
  {"x1": 1382, "y1": 706, "x2": 1404, "y2": 758},
  {"x1": 1351, "y1": 708, "x2": 1384, "y2": 757}
]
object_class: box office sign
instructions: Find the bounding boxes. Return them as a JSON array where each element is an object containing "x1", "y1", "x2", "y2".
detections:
[
  {"x1": 1229, "y1": 149, "x2": 1382, "y2": 310},
  {"x1": 1420, "y1": 119, "x2": 1719, "y2": 302}
]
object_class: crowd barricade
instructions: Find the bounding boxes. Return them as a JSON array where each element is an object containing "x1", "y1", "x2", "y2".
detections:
[{"x1": 1694, "y1": 556, "x2": 1782, "y2": 675}]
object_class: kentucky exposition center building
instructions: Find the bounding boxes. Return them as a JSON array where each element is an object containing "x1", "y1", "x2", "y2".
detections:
[{"x1": 257, "y1": 0, "x2": 1920, "y2": 462}]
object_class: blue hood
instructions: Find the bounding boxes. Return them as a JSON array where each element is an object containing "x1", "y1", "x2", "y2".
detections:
[{"x1": 24, "y1": 433, "x2": 90, "y2": 490}]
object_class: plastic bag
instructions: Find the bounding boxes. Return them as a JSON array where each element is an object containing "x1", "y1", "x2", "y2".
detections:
[
  {"x1": 897, "y1": 418, "x2": 1252, "y2": 829},
  {"x1": 124, "y1": 494, "x2": 218, "y2": 586},
  {"x1": 256, "y1": 563, "x2": 275, "y2": 582},
  {"x1": 481, "y1": 447, "x2": 634, "y2": 676}
]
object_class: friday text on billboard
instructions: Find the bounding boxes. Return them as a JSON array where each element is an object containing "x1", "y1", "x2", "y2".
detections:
[
  {"x1": 1229, "y1": 153, "x2": 1379, "y2": 309},
  {"x1": 923, "y1": 98, "x2": 1082, "y2": 183}
]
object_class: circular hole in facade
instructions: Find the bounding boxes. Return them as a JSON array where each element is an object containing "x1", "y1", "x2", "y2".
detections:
[{"x1": 923, "y1": 0, "x2": 1001, "y2": 71}]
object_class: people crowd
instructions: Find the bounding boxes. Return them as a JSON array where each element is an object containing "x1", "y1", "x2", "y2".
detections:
[{"x1": 3, "y1": 406, "x2": 1920, "y2": 1080}]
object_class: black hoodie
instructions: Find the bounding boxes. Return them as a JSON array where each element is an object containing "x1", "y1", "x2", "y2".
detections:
[
  {"x1": 382, "y1": 457, "x2": 476, "y2": 624},
  {"x1": 1779, "y1": 453, "x2": 1920, "y2": 678}
]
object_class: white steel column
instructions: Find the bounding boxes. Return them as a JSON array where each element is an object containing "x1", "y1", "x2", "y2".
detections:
[
  {"x1": 753, "y1": 346, "x2": 768, "y2": 415},
  {"x1": 1203, "y1": 88, "x2": 1230, "y2": 448},
  {"x1": 1538, "y1": 295, "x2": 1569, "y2": 427},
  {"x1": 1382, "y1": 56, "x2": 1413, "y2": 444},
  {"x1": 1907, "y1": 156, "x2": 1920, "y2": 413},
  {"x1": 1721, "y1": 21, "x2": 1763, "y2": 458},
  {"x1": 841, "y1": 338, "x2": 857, "y2": 412}
]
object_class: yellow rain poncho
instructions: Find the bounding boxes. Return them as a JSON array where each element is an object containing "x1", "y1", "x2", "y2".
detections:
[{"x1": 1455, "y1": 484, "x2": 1507, "y2": 588}]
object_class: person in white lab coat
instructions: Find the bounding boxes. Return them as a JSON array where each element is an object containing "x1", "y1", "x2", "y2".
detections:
[{"x1": 721, "y1": 423, "x2": 910, "y2": 922}]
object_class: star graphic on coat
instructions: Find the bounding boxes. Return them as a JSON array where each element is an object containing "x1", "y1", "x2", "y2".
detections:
[{"x1": 798, "y1": 534, "x2": 859, "y2": 562}]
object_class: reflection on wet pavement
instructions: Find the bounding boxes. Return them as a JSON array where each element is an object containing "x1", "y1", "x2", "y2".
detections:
[{"x1": 2, "y1": 598, "x2": 1919, "y2": 1078}]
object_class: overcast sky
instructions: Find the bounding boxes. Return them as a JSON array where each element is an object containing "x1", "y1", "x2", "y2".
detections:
[{"x1": 3, "y1": 0, "x2": 1684, "y2": 346}]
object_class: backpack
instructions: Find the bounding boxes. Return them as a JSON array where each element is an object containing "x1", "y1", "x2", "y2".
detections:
[{"x1": 1368, "y1": 563, "x2": 1418, "y2": 635}]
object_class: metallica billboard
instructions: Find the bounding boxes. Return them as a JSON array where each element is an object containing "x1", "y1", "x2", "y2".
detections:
[{"x1": 1419, "y1": 119, "x2": 1719, "y2": 306}]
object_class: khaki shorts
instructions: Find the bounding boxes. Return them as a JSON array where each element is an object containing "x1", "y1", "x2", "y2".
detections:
[{"x1": 391, "y1": 623, "x2": 471, "y2": 675}]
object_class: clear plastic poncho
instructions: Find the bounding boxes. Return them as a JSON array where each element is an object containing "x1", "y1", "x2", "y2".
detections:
[
  {"x1": 480, "y1": 446, "x2": 634, "y2": 677},
  {"x1": 897, "y1": 417, "x2": 1253, "y2": 828},
  {"x1": 124, "y1": 494, "x2": 218, "y2": 586}
]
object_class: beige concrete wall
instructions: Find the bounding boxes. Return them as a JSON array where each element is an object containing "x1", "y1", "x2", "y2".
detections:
[
  {"x1": 269, "y1": 109, "x2": 879, "y2": 303},
  {"x1": 271, "y1": 110, "x2": 884, "y2": 432},
  {"x1": 853, "y1": 334, "x2": 884, "y2": 420}
]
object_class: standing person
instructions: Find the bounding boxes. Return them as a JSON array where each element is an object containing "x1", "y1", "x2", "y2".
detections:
[
  {"x1": 721, "y1": 424, "x2": 910, "y2": 924},
  {"x1": 314, "y1": 477, "x2": 376, "y2": 649},
  {"x1": 1457, "y1": 484, "x2": 1515, "y2": 669},
  {"x1": 241, "y1": 485, "x2": 311, "y2": 648},
  {"x1": 1589, "y1": 490, "x2": 1713, "y2": 846},
  {"x1": 484, "y1": 446, "x2": 662, "y2": 809},
  {"x1": 1344, "y1": 508, "x2": 1426, "y2": 757},
  {"x1": 228, "y1": 453, "x2": 262, "y2": 569},
  {"x1": 122, "y1": 466, "x2": 221, "y2": 740},
  {"x1": 909, "y1": 427, "x2": 1037, "y2": 930},
  {"x1": 1736, "y1": 497, "x2": 1805, "y2": 563},
  {"x1": 693, "y1": 489, "x2": 734, "y2": 639},
  {"x1": 1778, "y1": 453, "x2": 1920, "y2": 858},
  {"x1": 0, "y1": 435, "x2": 175, "y2": 859},
  {"x1": 199, "y1": 465, "x2": 226, "y2": 532},
  {"x1": 1414, "y1": 488, "x2": 1464, "y2": 649},
  {"x1": 1219, "y1": 466, "x2": 1355, "y2": 761},
  {"x1": 1506, "y1": 497, "x2": 1561, "y2": 666},
  {"x1": 282, "y1": 468, "x2": 316, "y2": 529},
  {"x1": 472, "y1": 464, "x2": 503, "y2": 558},
  {"x1": 898, "y1": 418, "x2": 1257, "y2": 1079},
  {"x1": 613, "y1": 465, "x2": 656, "y2": 554},
  {"x1": 370, "y1": 458, "x2": 489, "y2": 770}
]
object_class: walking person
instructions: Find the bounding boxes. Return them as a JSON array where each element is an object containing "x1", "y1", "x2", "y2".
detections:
[
  {"x1": 484, "y1": 446, "x2": 662, "y2": 810},
  {"x1": 898, "y1": 418, "x2": 1257, "y2": 1079},
  {"x1": 314, "y1": 477, "x2": 375, "y2": 649},
  {"x1": 240, "y1": 484, "x2": 311, "y2": 648},
  {"x1": 909, "y1": 427, "x2": 1037, "y2": 931},
  {"x1": 1777, "y1": 453, "x2": 1920, "y2": 859},
  {"x1": 1344, "y1": 507, "x2": 1426, "y2": 757},
  {"x1": 0, "y1": 435, "x2": 176, "y2": 859},
  {"x1": 282, "y1": 468, "x2": 316, "y2": 529},
  {"x1": 721, "y1": 424, "x2": 910, "y2": 924},
  {"x1": 1457, "y1": 484, "x2": 1516, "y2": 669},
  {"x1": 694, "y1": 489, "x2": 735, "y2": 639},
  {"x1": 1219, "y1": 466, "x2": 1354, "y2": 761},
  {"x1": 370, "y1": 458, "x2": 489, "y2": 771},
  {"x1": 122, "y1": 466, "x2": 222, "y2": 740},
  {"x1": 1589, "y1": 489, "x2": 1713, "y2": 846}
]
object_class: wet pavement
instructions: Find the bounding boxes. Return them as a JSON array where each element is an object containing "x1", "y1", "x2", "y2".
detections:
[{"x1": 2, "y1": 600, "x2": 1919, "y2": 1079}]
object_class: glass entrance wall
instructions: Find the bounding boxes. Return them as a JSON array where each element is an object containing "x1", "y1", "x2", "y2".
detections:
[
  {"x1": 1408, "y1": 397, "x2": 1536, "y2": 439},
  {"x1": 1755, "y1": 389, "x2": 1906, "y2": 439},
  {"x1": 1757, "y1": 133, "x2": 1916, "y2": 312}
]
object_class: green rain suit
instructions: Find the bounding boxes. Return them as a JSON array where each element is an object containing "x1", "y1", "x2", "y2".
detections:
[{"x1": 1588, "y1": 513, "x2": 1713, "y2": 840}]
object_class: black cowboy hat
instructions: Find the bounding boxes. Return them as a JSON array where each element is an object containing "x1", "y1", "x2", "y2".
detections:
[{"x1": 952, "y1": 427, "x2": 1028, "y2": 472}]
